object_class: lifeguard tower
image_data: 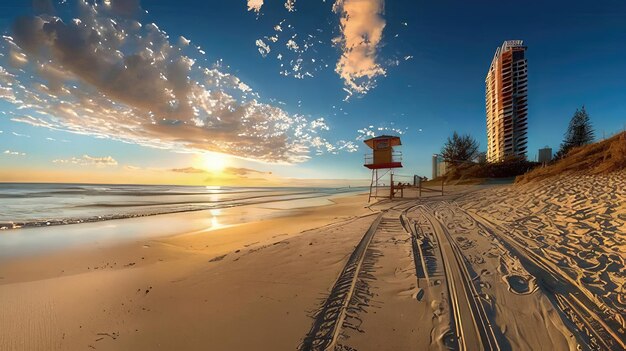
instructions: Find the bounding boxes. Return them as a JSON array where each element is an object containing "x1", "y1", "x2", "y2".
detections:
[{"x1": 363, "y1": 135, "x2": 403, "y2": 202}]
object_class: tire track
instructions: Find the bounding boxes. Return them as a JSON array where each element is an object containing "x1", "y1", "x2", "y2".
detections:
[
  {"x1": 299, "y1": 212, "x2": 384, "y2": 351},
  {"x1": 415, "y1": 205, "x2": 500, "y2": 351},
  {"x1": 299, "y1": 201, "x2": 415, "y2": 351},
  {"x1": 469, "y1": 210, "x2": 626, "y2": 350}
]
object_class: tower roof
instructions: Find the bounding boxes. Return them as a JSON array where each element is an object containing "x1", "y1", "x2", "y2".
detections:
[
  {"x1": 363, "y1": 135, "x2": 402, "y2": 149},
  {"x1": 488, "y1": 40, "x2": 526, "y2": 74}
]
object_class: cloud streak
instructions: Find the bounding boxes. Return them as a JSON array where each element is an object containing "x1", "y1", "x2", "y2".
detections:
[
  {"x1": 170, "y1": 167, "x2": 207, "y2": 174},
  {"x1": 4, "y1": 150, "x2": 26, "y2": 156},
  {"x1": 52, "y1": 154, "x2": 118, "y2": 166},
  {"x1": 170, "y1": 166, "x2": 270, "y2": 176},
  {"x1": 0, "y1": 0, "x2": 340, "y2": 164}
]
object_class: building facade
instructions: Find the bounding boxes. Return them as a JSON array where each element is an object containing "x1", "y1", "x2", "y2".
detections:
[
  {"x1": 485, "y1": 40, "x2": 528, "y2": 162},
  {"x1": 538, "y1": 147, "x2": 552, "y2": 164}
]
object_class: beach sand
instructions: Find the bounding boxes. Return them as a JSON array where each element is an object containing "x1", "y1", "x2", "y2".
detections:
[
  {"x1": 1, "y1": 177, "x2": 625, "y2": 350},
  {"x1": 0, "y1": 194, "x2": 383, "y2": 350}
]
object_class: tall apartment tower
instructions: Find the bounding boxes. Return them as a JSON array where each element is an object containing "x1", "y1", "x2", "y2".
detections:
[{"x1": 485, "y1": 40, "x2": 528, "y2": 162}]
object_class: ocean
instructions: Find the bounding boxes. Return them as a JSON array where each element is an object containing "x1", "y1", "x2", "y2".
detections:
[{"x1": 0, "y1": 183, "x2": 366, "y2": 230}]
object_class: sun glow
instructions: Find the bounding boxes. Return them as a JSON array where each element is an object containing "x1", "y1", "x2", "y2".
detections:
[{"x1": 198, "y1": 152, "x2": 228, "y2": 172}]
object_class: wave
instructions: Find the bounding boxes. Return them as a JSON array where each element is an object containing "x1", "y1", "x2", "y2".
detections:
[{"x1": 0, "y1": 184, "x2": 366, "y2": 230}]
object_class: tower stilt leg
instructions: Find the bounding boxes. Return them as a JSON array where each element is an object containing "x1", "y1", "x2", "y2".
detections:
[{"x1": 368, "y1": 169, "x2": 375, "y2": 203}]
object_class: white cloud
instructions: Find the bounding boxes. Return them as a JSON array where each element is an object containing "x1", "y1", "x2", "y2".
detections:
[
  {"x1": 179, "y1": 36, "x2": 191, "y2": 46},
  {"x1": 0, "y1": 0, "x2": 345, "y2": 164},
  {"x1": 3, "y1": 150, "x2": 26, "y2": 156},
  {"x1": 255, "y1": 39, "x2": 271, "y2": 57},
  {"x1": 335, "y1": 140, "x2": 358, "y2": 153},
  {"x1": 11, "y1": 131, "x2": 31, "y2": 138},
  {"x1": 52, "y1": 154, "x2": 118, "y2": 167},
  {"x1": 333, "y1": 0, "x2": 386, "y2": 97},
  {"x1": 247, "y1": 0, "x2": 294, "y2": 13},
  {"x1": 356, "y1": 124, "x2": 406, "y2": 140},
  {"x1": 247, "y1": 0, "x2": 264, "y2": 13},
  {"x1": 251, "y1": 16, "x2": 324, "y2": 81},
  {"x1": 286, "y1": 39, "x2": 299, "y2": 51},
  {"x1": 284, "y1": 0, "x2": 296, "y2": 12}
]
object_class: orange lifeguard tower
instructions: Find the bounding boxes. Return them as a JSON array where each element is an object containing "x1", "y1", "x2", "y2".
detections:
[{"x1": 363, "y1": 135, "x2": 403, "y2": 202}]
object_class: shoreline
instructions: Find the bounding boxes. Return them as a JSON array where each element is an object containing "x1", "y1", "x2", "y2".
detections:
[
  {"x1": 0, "y1": 191, "x2": 380, "y2": 350},
  {"x1": 0, "y1": 193, "x2": 373, "y2": 283},
  {"x1": 0, "y1": 190, "x2": 367, "y2": 259},
  {"x1": 0, "y1": 187, "x2": 367, "y2": 231}
]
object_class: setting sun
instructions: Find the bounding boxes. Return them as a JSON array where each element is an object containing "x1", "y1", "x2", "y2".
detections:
[{"x1": 198, "y1": 152, "x2": 228, "y2": 172}]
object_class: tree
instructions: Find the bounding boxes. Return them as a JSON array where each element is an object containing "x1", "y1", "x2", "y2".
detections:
[
  {"x1": 556, "y1": 106, "x2": 595, "y2": 158},
  {"x1": 440, "y1": 132, "x2": 479, "y2": 166}
]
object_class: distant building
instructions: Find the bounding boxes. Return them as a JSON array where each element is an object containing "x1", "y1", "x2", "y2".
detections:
[
  {"x1": 538, "y1": 147, "x2": 552, "y2": 164},
  {"x1": 485, "y1": 40, "x2": 529, "y2": 162},
  {"x1": 432, "y1": 154, "x2": 448, "y2": 179},
  {"x1": 438, "y1": 161, "x2": 448, "y2": 178},
  {"x1": 477, "y1": 152, "x2": 487, "y2": 164}
]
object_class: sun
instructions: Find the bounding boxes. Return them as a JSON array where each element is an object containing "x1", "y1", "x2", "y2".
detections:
[{"x1": 197, "y1": 152, "x2": 228, "y2": 173}]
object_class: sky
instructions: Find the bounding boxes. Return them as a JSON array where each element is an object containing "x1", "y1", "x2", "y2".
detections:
[{"x1": 0, "y1": 0, "x2": 625, "y2": 186}]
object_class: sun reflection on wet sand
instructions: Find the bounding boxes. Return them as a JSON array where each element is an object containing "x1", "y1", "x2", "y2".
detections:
[{"x1": 208, "y1": 208, "x2": 222, "y2": 230}]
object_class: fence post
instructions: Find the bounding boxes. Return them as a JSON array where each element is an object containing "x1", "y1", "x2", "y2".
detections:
[
  {"x1": 418, "y1": 178, "x2": 422, "y2": 198},
  {"x1": 390, "y1": 173, "x2": 394, "y2": 199},
  {"x1": 441, "y1": 178, "x2": 444, "y2": 196}
]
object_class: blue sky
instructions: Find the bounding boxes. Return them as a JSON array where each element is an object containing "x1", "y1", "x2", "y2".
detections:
[{"x1": 0, "y1": 0, "x2": 625, "y2": 184}]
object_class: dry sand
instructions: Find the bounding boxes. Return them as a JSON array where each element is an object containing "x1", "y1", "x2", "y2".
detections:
[
  {"x1": 1, "y1": 176, "x2": 625, "y2": 350},
  {"x1": 457, "y1": 171, "x2": 626, "y2": 349},
  {"x1": 0, "y1": 195, "x2": 380, "y2": 350}
]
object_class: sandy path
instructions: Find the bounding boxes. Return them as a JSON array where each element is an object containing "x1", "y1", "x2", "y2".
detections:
[
  {"x1": 421, "y1": 206, "x2": 498, "y2": 350},
  {"x1": 332, "y1": 207, "x2": 429, "y2": 351}
]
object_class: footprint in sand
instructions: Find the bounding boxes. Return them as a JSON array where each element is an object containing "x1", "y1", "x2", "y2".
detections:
[
  {"x1": 503, "y1": 275, "x2": 532, "y2": 294},
  {"x1": 440, "y1": 330, "x2": 457, "y2": 349},
  {"x1": 414, "y1": 288, "x2": 425, "y2": 301},
  {"x1": 431, "y1": 299, "x2": 444, "y2": 317},
  {"x1": 209, "y1": 254, "x2": 227, "y2": 262}
]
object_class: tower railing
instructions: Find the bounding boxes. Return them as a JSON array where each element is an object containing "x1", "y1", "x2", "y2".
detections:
[{"x1": 363, "y1": 151, "x2": 402, "y2": 166}]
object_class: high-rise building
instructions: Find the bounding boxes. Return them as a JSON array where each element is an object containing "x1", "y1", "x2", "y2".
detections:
[
  {"x1": 485, "y1": 40, "x2": 528, "y2": 162},
  {"x1": 538, "y1": 147, "x2": 552, "y2": 164}
]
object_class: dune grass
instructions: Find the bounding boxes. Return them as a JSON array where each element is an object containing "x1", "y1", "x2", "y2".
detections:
[{"x1": 516, "y1": 132, "x2": 626, "y2": 184}]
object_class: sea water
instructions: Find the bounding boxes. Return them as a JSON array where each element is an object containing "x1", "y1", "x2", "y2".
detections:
[
  {"x1": 0, "y1": 183, "x2": 366, "y2": 257},
  {"x1": 0, "y1": 183, "x2": 364, "y2": 229}
]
